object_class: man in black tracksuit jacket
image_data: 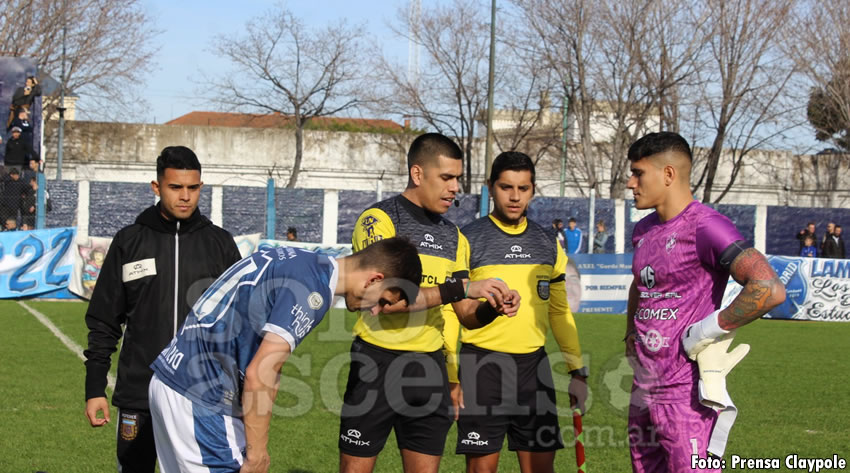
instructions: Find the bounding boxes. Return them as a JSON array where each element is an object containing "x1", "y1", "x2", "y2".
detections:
[{"x1": 83, "y1": 146, "x2": 241, "y2": 472}]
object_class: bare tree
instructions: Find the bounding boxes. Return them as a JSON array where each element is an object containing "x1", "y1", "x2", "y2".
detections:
[
  {"x1": 368, "y1": 0, "x2": 491, "y2": 192},
  {"x1": 0, "y1": 0, "x2": 159, "y2": 120},
  {"x1": 208, "y1": 5, "x2": 365, "y2": 188},
  {"x1": 513, "y1": 0, "x2": 600, "y2": 197},
  {"x1": 688, "y1": 0, "x2": 799, "y2": 203}
]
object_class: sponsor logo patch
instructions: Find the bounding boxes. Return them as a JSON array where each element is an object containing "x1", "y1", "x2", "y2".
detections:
[
  {"x1": 640, "y1": 329, "x2": 671, "y2": 353},
  {"x1": 340, "y1": 428, "x2": 371, "y2": 447},
  {"x1": 120, "y1": 412, "x2": 138, "y2": 441},
  {"x1": 308, "y1": 292, "x2": 323, "y2": 310},
  {"x1": 121, "y1": 258, "x2": 156, "y2": 283},
  {"x1": 640, "y1": 265, "x2": 656, "y2": 289},
  {"x1": 537, "y1": 280, "x2": 550, "y2": 300},
  {"x1": 461, "y1": 431, "x2": 489, "y2": 446}
]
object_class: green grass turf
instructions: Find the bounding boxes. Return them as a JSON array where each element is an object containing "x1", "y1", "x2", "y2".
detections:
[{"x1": 2, "y1": 300, "x2": 849, "y2": 472}]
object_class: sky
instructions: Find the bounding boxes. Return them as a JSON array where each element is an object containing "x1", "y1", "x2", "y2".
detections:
[{"x1": 140, "y1": 0, "x2": 409, "y2": 124}]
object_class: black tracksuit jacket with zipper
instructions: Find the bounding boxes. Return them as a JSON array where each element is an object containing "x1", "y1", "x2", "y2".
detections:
[{"x1": 84, "y1": 203, "x2": 242, "y2": 410}]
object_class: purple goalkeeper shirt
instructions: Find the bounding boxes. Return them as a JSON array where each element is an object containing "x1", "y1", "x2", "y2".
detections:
[{"x1": 631, "y1": 200, "x2": 744, "y2": 403}]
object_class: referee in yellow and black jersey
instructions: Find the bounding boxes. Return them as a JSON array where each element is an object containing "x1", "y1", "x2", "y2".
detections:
[
  {"x1": 339, "y1": 133, "x2": 521, "y2": 473},
  {"x1": 444, "y1": 151, "x2": 587, "y2": 473}
]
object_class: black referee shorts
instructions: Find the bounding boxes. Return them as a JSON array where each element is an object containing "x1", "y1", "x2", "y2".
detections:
[
  {"x1": 455, "y1": 344, "x2": 564, "y2": 455},
  {"x1": 339, "y1": 337, "x2": 452, "y2": 457}
]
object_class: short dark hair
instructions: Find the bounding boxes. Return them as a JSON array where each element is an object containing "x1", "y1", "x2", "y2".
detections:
[
  {"x1": 568, "y1": 217, "x2": 576, "y2": 223},
  {"x1": 156, "y1": 146, "x2": 201, "y2": 178},
  {"x1": 490, "y1": 151, "x2": 535, "y2": 188},
  {"x1": 352, "y1": 237, "x2": 422, "y2": 305},
  {"x1": 628, "y1": 132, "x2": 692, "y2": 163},
  {"x1": 287, "y1": 227, "x2": 297, "y2": 235},
  {"x1": 807, "y1": 222, "x2": 816, "y2": 227},
  {"x1": 552, "y1": 218, "x2": 562, "y2": 226},
  {"x1": 407, "y1": 133, "x2": 462, "y2": 171},
  {"x1": 835, "y1": 225, "x2": 842, "y2": 230}
]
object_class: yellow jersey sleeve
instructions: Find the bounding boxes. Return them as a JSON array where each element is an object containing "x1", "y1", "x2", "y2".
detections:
[
  {"x1": 442, "y1": 230, "x2": 470, "y2": 383},
  {"x1": 352, "y1": 208, "x2": 395, "y2": 251},
  {"x1": 549, "y1": 242, "x2": 584, "y2": 371}
]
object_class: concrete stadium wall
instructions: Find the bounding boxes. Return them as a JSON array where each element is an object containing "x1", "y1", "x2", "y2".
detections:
[{"x1": 39, "y1": 120, "x2": 850, "y2": 208}]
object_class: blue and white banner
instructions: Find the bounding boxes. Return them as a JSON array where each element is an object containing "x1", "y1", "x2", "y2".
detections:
[
  {"x1": 568, "y1": 253, "x2": 633, "y2": 314},
  {"x1": 722, "y1": 255, "x2": 850, "y2": 322},
  {"x1": 0, "y1": 228, "x2": 76, "y2": 298}
]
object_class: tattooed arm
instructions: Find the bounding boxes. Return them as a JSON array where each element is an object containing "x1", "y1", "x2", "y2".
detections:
[{"x1": 718, "y1": 248, "x2": 786, "y2": 330}]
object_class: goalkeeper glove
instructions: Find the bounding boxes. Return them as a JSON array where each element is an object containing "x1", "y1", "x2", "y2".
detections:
[
  {"x1": 681, "y1": 309, "x2": 729, "y2": 360},
  {"x1": 696, "y1": 331, "x2": 750, "y2": 409}
]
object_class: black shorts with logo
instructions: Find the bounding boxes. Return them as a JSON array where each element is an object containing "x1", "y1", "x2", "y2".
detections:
[
  {"x1": 339, "y1": 337, "x2": 453, "y2": 457},
  {"x1": 455, "y1": 344, "x2": 564, "y2": 454}
]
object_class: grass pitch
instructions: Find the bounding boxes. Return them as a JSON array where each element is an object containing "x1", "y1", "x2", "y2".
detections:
[{"x1": 1, "y1": 300, "x2": 848, "y2": 472}]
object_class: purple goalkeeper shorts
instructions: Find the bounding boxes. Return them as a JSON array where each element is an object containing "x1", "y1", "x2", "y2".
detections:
[{"x1": 628, "y1": 397, "x2": 720, "y2": 473}]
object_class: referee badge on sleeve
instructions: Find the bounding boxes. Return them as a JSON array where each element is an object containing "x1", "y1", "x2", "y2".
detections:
[
  {"x1": 537, "y1": 280, "x2": 550, "y2": 300},
  {"x1": 120, "y1": 412, "x2": 138, "y2": 441}
]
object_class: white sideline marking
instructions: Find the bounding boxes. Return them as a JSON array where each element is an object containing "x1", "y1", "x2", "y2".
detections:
[{"x1": 18, "y1": 301, "x2": 116, "y2": 392}]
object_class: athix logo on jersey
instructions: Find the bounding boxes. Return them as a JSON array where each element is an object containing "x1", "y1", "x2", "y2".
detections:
[
  {"x1": 308, "y1": 292, "x2": 323, "y2": 310},
  {"x1": 505, "y1": 244, "x2": 531, "y2": 259},
  {"x1": 666, "y1": 233, "x2": 677, "y2": 253},
  {"x1": 461, "y1": 431, "x2": 489, "y2": 446},
  {"x1": 640, "y1": 329, "x2": 671, "y2": 352},
  {"x1": 640, "y1": 265, "x2": 656, "y2": 289},
  {"x1": 340, "y1": 429, "x2": 370, "y2": 447},
  {"x1": 420, "y1": 233, "x2": 443, "y2": 250}
]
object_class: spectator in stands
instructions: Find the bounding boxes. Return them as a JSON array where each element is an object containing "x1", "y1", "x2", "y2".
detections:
[
  {"x1": 4, "y1": 126, "x2": 39, "y2": 172},
  {"x1": 796, "y1": 222, "x2": 817, "y2": 252},
  {"x1": 20, "y1": 175, "x2": 48, "y2": 230},
  {"x1": 0, "y1": 167, "x2": 26, "y2": 226},
  {"x1": 565, "y1": 216, "x2": 583, "y2": 253},
  {"x1": 3, "y1": 216, "x2": 17, "y2": 231},
  {"x1": 822, "y1": 224, "x2": 845, "y2": 259},
  {"x1": 8, "y1": 108, "x2": 34, "y2": 148},
  {"x1": 593, "y1": 220, "x2": 610, "y2": 253},
  {"x1": 552, "y1": 218, "x2": 566, "y2": 250},
  {"x1": 821, "y1": 222, "x2": 835, "y2": 253},
  {"x1": 9, "y1": 75, "x2": 41, "y2": 127},
  {"x1": 800, "y1": 235, "x2": 818, "y2": 258},
  {"x1": 286, "y1": 226, "x2": 298, "y2": 241}
]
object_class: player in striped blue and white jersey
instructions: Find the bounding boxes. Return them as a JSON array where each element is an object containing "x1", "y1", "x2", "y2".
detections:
[{"x1": 148, "y1": 237, "x2": 422, "y2": 473}]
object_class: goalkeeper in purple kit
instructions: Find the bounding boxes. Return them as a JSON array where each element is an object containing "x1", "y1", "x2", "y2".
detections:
[{"x1": 624, "y1": 132, "x2": 785, "y2": 472}]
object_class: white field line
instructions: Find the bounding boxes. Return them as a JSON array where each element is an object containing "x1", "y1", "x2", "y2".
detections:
[{"x1": 18, "y1": 300, "x2": 116, "y2": 392}]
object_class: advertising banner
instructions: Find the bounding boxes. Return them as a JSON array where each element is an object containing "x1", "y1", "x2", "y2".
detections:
[
  {"x1": 0, "y1": 228, "x2": 75, "y2": 298},
  {"x1": 569, "y1": 253, "x2": 633, "y2": 314},
  {"x1": 722, "y1": 255, "x2": 850, "y2": 322}
]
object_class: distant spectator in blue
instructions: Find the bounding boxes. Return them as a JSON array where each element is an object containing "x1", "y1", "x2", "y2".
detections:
[
  {"x1": 593, "y1": 220, "x2": 610, "y2": 254},
  {"x1": 565, "y1": 217, "x2": 583, "y2": 253},
  {"x1": 552, "y1": 218, "x2": 566, "y2": 250},
  {"x1": 800, "y1": 235, "x2": 817, "y2": 258}
]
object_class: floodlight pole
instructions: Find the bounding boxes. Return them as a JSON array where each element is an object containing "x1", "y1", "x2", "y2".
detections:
[
  {"x1": 560, "y1": 88, "x2": 568, "y2": 197},
  {"x1": 480, "y1": 0, "x2": 497, "y2": 218},
  {"x1": 56, "y1": 0, "x2": 67, "y2": 181}
]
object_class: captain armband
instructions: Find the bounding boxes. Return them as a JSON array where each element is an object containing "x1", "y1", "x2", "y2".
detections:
[
  {"x1": 438, "y1": 277, "x2": 466, "y2": 304},
  {"x1": 718, "y1": 240, "x2": 752, "y2": 271}
]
